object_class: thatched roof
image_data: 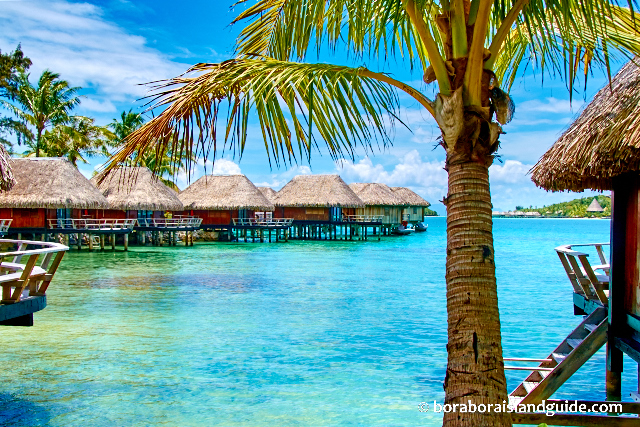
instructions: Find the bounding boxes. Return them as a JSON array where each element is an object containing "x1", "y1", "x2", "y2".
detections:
[
  {"x1": 257, "y1": 186, "x2": 277, "y2": 203},
  {"x1": 179, "y1": 174, "x2": 274, "y2": 211},
  {"x1": 273, "y1": 174, "x2": 364, "y2": 207},
  {"x1": 586, "y1": 198, "x2": 605, "y2": 212},
  {"x1": 0, "y1": 146, "x2": 15, "y2": 192},
  {"x1": 349, "y1": 183, "x2": 406, "y2": 206},
  {"x1": 390, "y1": 187, "x2": 431, "y2": 207},
  {"x1": 0, "y1": 157, "x2": 109, "y2": 209},
  {"x1": 531, "y1": 60, "x2": 640, "y2": 191},
  {"x1": 92, "y1": 167, "x2": 183, "y2": 211}
]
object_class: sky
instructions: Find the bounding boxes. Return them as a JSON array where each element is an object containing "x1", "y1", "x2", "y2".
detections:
[{"x1": 0, "y1": 0, "x2": 619, "y2": 214}]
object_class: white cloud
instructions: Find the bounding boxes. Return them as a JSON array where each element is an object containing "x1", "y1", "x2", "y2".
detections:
[
  {"x1": 212, "y1": 159, "x2": 242, "y2": 175},
  {"x1": 0, "y1": 1, "x2": 188, "y2": 105},
  {"x1": 80, "y1": 97, "x2": 117, "y2": 113},
  {"x1": 517, "y1": 97, "x2": 583, "y2": 114},
  {"x1": 336, "y1": 150, "x2": 448, "y2": 207},
  {"x1": 489, "y1": 160, "x2": 532, "y2": 185},
  {"x1": 253, "y1": 165, "x2": 312, "y2": 189}
]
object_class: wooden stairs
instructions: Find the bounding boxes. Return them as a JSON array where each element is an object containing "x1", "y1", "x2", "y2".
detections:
[{"x1": 508, "y1": 307, "x2": 609, "y2": 407}]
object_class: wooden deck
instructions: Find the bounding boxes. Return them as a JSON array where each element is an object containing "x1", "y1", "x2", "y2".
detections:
[
  {"x1": 0, "y1": 239, "x2": 68, "y2": 326},
  {"x1": 47, "y1": 218, "x2": 137, "y2": 234},
  {"x1": 135, "y1": 217, "x2": 203, "y2": 231}
]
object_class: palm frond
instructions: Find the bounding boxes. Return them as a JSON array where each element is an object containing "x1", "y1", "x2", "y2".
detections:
[
  {"x1": 232, "y1": 0, "x2": 440, "y2": 70},
  {"x1": 105, "y1": 58, "x2": 403, "y2": 176},
  {"x1": 491, "y1": 3, "x2": 640, "y2": 93}
]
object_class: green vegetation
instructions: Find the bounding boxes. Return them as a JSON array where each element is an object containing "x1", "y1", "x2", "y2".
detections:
[
  {"x1": 518, "y1": 195, "x2": 611, "y2": 218},
  {"x1": 424, "y1": 207, "x2": 438, "y2": 216},
  {"x1": 0, "y1": 45, "x2": 31, "y2": 147}
]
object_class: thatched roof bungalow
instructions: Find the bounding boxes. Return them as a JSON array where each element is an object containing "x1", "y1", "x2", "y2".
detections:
[
  {"x1": 391, "y1": 187, "x2": 431, "y2": 222},
  {"x1": 531, "y1": 60, "x2": 640, "y2": 378},
  {"x1": 0, "y1": 157, "x2": 108, "y2": 230},
  {"x1": 92, "y1": 167, "x2": 183, "y2": 221},
  {"x1": 257, "y1": 186, "x2": 278, "y2": 203},
  {"x1": 273, "y1": 175, "x2": 363, "y2": 222},
  {"x1": 179, "y1": 174, "x2": 273, "y2": 227},
  {"x1": 349, "y1": 183, "x2": 406, "y2": 225},
  {"x1": 531, "y1": 60, "x2": 640, "y2": 192}
]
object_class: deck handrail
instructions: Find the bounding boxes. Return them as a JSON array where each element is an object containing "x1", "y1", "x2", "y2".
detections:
[
  {"x1": 48, "y1": 218, "x2": 137, "y2": 231},
  {"x1": 0, "y1": 239, "x2": 68, "y2": 304},
  {"x1": 343, "y1": 215, "x2": 384, "y2": 223},
  {"x1": 137, "y1": 217, "x2": 203, "y2": 228},
  {"x1": 555, "y1": 243, "x2": 610, "y2": 306},
  {"x1": 232, "y1": 218, "x2": 294, "y2": 227}
]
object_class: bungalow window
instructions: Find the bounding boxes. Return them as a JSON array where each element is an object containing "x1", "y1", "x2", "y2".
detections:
[
  {"x1": 413, "y1": 208, "x2": 418, "y2": 214},
  {"x1": 384, "y1": 207, "x2": 390, "y2": 215}
]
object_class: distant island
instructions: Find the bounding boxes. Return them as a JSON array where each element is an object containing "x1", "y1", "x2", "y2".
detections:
[
  {"x1": 425, "y1": 207, "x2": 438, "y2": 216},
  {"x1": 493, "y1": 195, "x2": 611, "y2": 218}
]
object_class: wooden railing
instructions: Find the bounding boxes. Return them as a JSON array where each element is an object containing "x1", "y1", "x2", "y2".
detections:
[
  {"x1": 0, "y1": 219, "x2": 12, "y2": 235},
  {"x1": 343, "y1": 215, "x2": 384, "y2": 223},
  {"x1": 232, "y1": 218, "x2": 294, "y2": 227},
  {"x1": 48, "y1": 218, "x2": 137, "y2": 231},
  {"x1": 556, "y1": 243, "x2": 610, "y2": 305},
  {"x1": 136, "y1": 217, "x2": 203, "y2": 229},
  {"x1": 0, "y1": 239, "x2": 68, "y2": 304}
]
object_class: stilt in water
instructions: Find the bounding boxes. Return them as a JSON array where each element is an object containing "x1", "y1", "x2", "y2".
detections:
[
  {"x1": 111, "y1": 234, "x2": 116, "y2": 251},
  {"x1": 78, "y1": 233, "x2": 83, "y2": 250},
  {"x1": 100, "y1": 234, "x2": 105, "y2": 251},
  {"x1": 88, "y1": 234, "x2": 94, "y2": 251},
  {"x1": 124, "y1": 233, "x2": 129, "y2": 251}
]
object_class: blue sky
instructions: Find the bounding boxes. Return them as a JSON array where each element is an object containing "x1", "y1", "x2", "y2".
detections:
[{"x1": 0, "y1": 0, "x2": 616, "y2": 214}]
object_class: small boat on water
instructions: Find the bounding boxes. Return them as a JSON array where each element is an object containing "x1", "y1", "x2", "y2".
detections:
[
  {"x1": 414, "y1": 222, "x2": 428, "y2": 232},
  {"x1": 391, "y1": 225, "x2": 413, "y2": 235}
]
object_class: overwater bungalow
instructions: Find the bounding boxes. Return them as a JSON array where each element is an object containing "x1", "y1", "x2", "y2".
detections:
[
  {"x1": 390, "y1": 187, "x2": 431, "y2": 223},
  {"x1": 0, "y1": 158, "x2": 118, "y2": 240},
  {"x1": 505, "y1": 60, "x2": 640, "y2": 425},
  {"x1": 348, "y1": 183, "x2": 406, "y2": 234},
  {"x1": 92, "y1": 167, "x2": 201, "y2": 246},
  {"x1": 178, "y1": 174, "x2": 273, "y2": 240},
  {"x1": 273, "y1": 174, "x2": 372, "y2": 240}
]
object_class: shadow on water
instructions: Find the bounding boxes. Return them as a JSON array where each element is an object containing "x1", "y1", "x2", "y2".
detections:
[{"x1": 0, "y1": 393, "x2": 51, "y2": 426}]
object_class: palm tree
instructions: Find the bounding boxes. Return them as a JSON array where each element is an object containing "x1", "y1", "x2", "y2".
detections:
[
  {"x1": 23, "y1": 116, "x2": 114, "y2": 166},
  {"x1": 1, "y1": 70, "x2": 80, "y2": 157},
  {"x1": 109, "y1": 109, "x2": 144, "y2": 146},
  {"x1": 105, "y1": 2, "x2": 640, "y2": 425}
]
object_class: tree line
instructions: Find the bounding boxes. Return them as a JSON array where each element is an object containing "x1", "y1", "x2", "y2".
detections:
[{"x1": 0, "y1": 45, "x2": 182, "y2": 189}]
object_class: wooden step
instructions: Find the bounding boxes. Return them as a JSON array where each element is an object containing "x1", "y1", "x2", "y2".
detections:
[
  {"x1": 508, "y1": 307, "x2": 608, "y2": 405},
  {"x1": 552, "y1": 352, "x2": 568, "y2": 363},
  {"x1": 566, "y1": 338, "x2": 583, "y2": 348},
  {"x1": 584, "y1": 323, "x2": 598, "y2": 332}
]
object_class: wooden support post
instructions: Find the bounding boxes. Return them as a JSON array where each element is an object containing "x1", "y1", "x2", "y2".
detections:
[
  {"x1": 607, "y1": 174, "x2": 637, "y2": 400},
  {"x1": 78, "y1": 233, "x2": 83, "y2": 250},
  {"x1": 123, "y1": 233, "x2": 129, "y2": 251},
  {"x1": 378, "y1": 226, "x2": 381, "y2": 241},
  {"x1": 88, "y1": 234, "x2": 94, "y2": 251},
  {"x1": 172, "y1": 232, "x2": 176, "y2": 246},
  {"x1": 100, "y1": 234, "x2": 105, "y2": 251},
  {"x1": 17, "y1": 233, "x2": 21, "y2": 240},
  {"x1": 111, "y1": 234, "x2": 116, "y2": 251}
]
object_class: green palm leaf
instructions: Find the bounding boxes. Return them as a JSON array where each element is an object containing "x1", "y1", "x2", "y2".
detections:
[{"x1": 107, "y1": 58, "x2": 410, "y2": 173}]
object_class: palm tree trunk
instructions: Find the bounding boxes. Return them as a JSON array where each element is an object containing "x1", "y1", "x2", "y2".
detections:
[
  {"x1": 443, "y1": 161, "x2": 511, "y2": 427},
  {"x1": 36, "y1": 127, "x2": 42, "y2": 157}
]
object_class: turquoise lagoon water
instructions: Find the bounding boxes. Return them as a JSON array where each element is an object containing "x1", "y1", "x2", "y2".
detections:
[{"x1": 0, "y1": 218, "x2": 633, "y2": 426}]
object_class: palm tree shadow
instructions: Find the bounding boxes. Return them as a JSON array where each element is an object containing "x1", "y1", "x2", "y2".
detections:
[{"x1": 0, "y1": 393, "x2": 51, "y2": 426}]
